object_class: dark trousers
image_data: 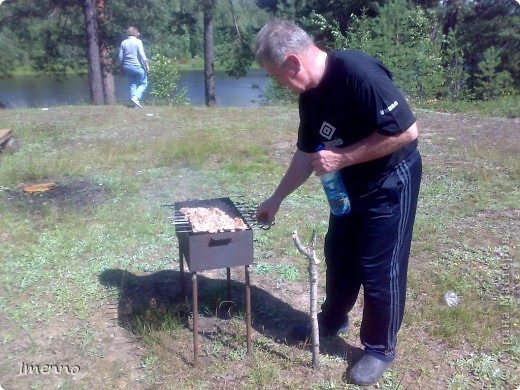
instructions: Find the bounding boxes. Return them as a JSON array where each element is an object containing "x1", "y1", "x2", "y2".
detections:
[{"x1": 321, "y1": 149, "x2": 422, "y2": 362}]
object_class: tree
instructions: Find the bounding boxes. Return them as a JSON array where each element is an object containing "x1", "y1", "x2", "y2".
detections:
[
  {"x1": 83, "y1": 0, "x2": 104, "y2": 105},
  {"x1": 440, "y1": 0, "x2": 464, "y2": 37},
  {"x1": 96, "y1": 0, "x2": 116, "y2": 104},
  {"x1": 456, "y1": 0, "x2": 520, "y2": 92},
  {"x1": 203, "y1": 0, "x2": 217, "y2": 107},
  {"x1": 0, "y1": 30, "x2": 23, "y2": 79},
  {"x1": 0, "y1": 0, "x2": 174, "y2": 105},
  {"x1": 0, "y1": 0, "x2": 106, "y2": 103},
  {"x1": 147, "y1": 54, "x2": 188, "y2": 106},
  {"x1": 442, "y1": 28, "x2": 469, "y2": 101},
  {"x1": 338, "y1": 0, "x2": 444, "y2": 100},
  {"x1": 3, "y1": 0, "x2": 87, "y2": 80},
  {"x1": 216, "y1": 0, "x2": 256, "y2": 78},
  {"x1": 255, "y1": 0, "x2": 383, "y2": 47},
  {"x1": 305, "y1": 0, "x2": 382, "y2": 43},
  {"x1": 474, "y1": 46, "x2": 514, "y2": 100},
  {"x1": 258, "y1": 0, "x2": 520, "y2": 102},
  {"x1": 0, "y1": 0, "x2": 273, "y2": 106}
]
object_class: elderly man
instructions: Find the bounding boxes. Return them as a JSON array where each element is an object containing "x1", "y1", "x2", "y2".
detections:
[{"x1": 255, "y1": 20, "x2": 422, "y2": 386}]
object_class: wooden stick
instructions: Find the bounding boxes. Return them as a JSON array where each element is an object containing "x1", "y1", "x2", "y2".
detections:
[{"x1": 292, "y1": 229, "x2": 321, "y2": 370}]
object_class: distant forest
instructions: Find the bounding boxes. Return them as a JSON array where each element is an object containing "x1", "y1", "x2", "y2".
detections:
[{"x1": 0, "y1": 0, "x2": 518, "y2": 104}]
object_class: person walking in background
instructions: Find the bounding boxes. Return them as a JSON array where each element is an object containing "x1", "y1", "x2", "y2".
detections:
[
  {"x1": 254, "y1": 20, "x2": 422, "y2": 386},
  {"x1": 118, "y1": 26, "x2": 149, "y2": 108}
]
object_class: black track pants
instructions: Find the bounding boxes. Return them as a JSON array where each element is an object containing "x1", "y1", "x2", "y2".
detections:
[{"x1": 321, "y1": 149, "x2": 422, "y2": 362}]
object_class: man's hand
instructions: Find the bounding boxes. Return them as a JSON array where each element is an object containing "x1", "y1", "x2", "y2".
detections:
[
  {"x1": 256, "y1": 149, "x2": 314, "y2": 225},
  {"x1": 309, "y1": 148, "x2": 345, "y2": 175},
  {"x1": 256, "y1": 196, "x2": 281, "y2": 225}
]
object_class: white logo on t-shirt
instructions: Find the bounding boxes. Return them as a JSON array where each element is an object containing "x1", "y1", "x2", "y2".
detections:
[
  {"x1": 319, "y1": 121, "x2": 336, "y2": 140},
  {"x1": 380, "y1": 100, "x2": 399, "y2": 116}
]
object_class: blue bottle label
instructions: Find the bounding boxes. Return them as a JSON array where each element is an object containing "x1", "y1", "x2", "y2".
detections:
[{"x1": 320, "y1": 172, "x2": 350, "y2": 215}]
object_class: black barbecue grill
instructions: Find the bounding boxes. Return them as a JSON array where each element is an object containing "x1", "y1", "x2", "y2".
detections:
[
  {"x1": 163, "y1": 197, "x2": 271, "y2": 366},
  {"x1": 172, "y1": 197, "x2": 258, "y2": 271}
]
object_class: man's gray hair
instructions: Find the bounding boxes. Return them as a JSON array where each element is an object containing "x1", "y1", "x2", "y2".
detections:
[{"x1": 255, "y1": 19, "x2": 313, "y2": 68}]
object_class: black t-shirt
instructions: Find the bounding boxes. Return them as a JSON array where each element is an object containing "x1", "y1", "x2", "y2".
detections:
[{"x1": 297, "y1": 51, "x2": 417, "y2": 188}]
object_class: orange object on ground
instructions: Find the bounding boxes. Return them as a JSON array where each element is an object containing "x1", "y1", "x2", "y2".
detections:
[{"x1": 23, "y1": 182, "x2": 57, "y2": 193}]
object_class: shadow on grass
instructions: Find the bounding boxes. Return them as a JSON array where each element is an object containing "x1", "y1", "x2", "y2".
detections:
[{"x1": 99, "y1": 268, "x2": 363, "y2": 364}]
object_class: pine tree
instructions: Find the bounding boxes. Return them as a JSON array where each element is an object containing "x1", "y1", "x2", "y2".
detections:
[
  {"x1": 442, "y1": 28, "x2": 469, "y2": 101},
  {"x1": 475, "y1": 47, "x2": 514, "y2": 100},
  {"x1": 341, "y1": 0, "x2": 444, "y2": 101}
]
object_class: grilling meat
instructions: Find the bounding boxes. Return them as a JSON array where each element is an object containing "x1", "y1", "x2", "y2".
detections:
[{"x1": 180, "y1": 201, "x2": 248, "y2": 233}]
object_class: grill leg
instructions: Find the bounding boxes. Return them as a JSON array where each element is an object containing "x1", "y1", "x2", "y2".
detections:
[
  {"x1": 245, "y1": 264, "x2": 252, "y2": 355},
  {"x1": 192, "y1": 272, "x2": 199, "y2": 366},
  {"x1": 226, "y1": 267, "x2": 232, "y2": 302},
  {"x1": 179, "y1": 249, "x2": 185, "y2": 298}
]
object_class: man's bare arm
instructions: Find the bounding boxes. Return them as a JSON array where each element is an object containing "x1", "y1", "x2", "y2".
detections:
[
  {"x1": 256, "y1": 149, "x2": 313, "y2": 223},
  {"x1": 311, "y1": 122, "x2": 418, "y2": 174}
]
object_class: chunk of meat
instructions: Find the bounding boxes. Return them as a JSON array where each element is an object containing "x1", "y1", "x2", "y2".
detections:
[{"x1": 179, "y1": 201, "x2": 247, "y2": 233}]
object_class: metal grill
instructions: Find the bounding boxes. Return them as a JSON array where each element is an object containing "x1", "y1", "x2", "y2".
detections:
[
  {"x1": 164, "y1": 197, "x2": 270, "y2": 272},
  {"x1": 162, "y1": 197, "x2": 271, "y2": 366},
  {"x1": 167, "y1": 197, "x2": 271, "y2": 234}
]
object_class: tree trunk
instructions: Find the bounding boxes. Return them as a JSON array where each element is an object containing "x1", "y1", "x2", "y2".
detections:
[
  {"x1": 100, "y1": 41, "x2": 117, "y2": 105},
  {"x1": 442, "y1": 0, "x2": 461, "y2": 36},
  {"x1": 96, "y1": 0, "x2": 116, "y2": 105},
  {"x1": 203, "y1": 0, "x2": 216, "y2": 107},
  {"x1": 82, "y1": 0, "x2": 104, "y2": 105}
]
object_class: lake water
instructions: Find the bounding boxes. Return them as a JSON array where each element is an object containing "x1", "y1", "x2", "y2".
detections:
[{"x1": 0, "y1": 69, "x2": 270, "y2": 109}]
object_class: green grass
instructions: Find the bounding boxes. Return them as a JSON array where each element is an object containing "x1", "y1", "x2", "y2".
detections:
[
  {"x1": 414, "y1": 94, "x2": 520, "y2": 118},
  {"x1": 0, "y1": 105, "x2": 518, "y2": 389}
]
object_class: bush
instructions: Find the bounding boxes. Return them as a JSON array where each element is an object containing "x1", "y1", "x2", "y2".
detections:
[
  {"x1": 147, "y1": 54, "x2": 189, "y2": 106},
  {"x1": 255, "y1": 77, "x2": 298, "y2": 106}
]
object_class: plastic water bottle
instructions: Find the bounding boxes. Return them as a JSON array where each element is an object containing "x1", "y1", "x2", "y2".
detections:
[{"x1": 316, "y1": 145, "x2": 351, "y2": 216}]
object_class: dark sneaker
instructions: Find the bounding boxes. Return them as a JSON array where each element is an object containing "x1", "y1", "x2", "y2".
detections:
[
  {"x1": 291, "y1": 318, "x2": 349, "y2": 342},
  {"x1": 349, "y1": 353, "x2": 392, "y2": 385}
]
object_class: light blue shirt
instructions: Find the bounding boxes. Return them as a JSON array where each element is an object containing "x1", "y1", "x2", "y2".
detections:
[{"x1": 118, "y1": 36, "x2": 147, "y2": 68}]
